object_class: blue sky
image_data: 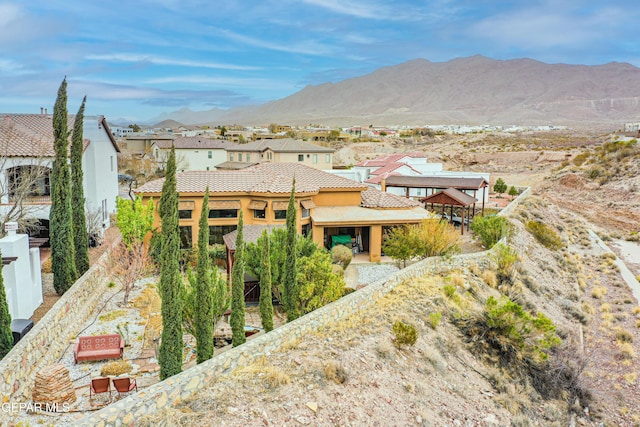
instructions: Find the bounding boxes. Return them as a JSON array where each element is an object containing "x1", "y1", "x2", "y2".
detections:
[{"x1": 1, "y1": 0, "x2": 638, "y2": 123}]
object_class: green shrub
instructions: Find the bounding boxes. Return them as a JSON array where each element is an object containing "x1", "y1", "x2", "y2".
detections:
[
  {"x1": 572, "y1": 152, "x2": 589, "y2": 166},
  {"x1": 331, "y1": 244, "x2": 353, "y2": 269},
  {"x1": 470, "y1": 215, "x2": 511, "y2": 249},
  {"x1": 442, "y1": 284, "x2": 456, "y2": 298},
  {"x1": 483, "y1": 296, "x2": 561, "y2": 363},
  {"x1": 525, "y1": 220, "x2": 565, "y2": 250},
  {"x1": 491, "y1": 243, "x2": 519, "y2": 285},
  {"x1": 428, "y1": 312, "x2": 442, "y2": 329},
  {"x1": 392, "y1": 320, "x2": 418, "y2": 348}
]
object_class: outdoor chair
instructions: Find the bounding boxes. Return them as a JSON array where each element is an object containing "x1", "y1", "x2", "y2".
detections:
[
  {"x1": 112, "y1": 377, "x2": 138, "y2": 397},
  {"x1": 89, "y1": 377, "x2": 112, "y2": 405}
]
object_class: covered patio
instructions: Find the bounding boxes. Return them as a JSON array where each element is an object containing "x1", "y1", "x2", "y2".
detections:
[{"x1": 420, "y1": 188, "x2": 478, "y2": 235}]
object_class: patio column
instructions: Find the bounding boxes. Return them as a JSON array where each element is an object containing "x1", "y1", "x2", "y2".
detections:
[
  {"x1": 369, "y1": 225, "x2": 382, "y2": 262},
  {"x1": 312, "y1": 224, "x2": 324, "y2": 248}
]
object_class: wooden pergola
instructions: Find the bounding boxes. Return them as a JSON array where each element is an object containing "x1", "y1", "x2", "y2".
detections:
[
  {"x1": 420, "y1": 188, "x2": 478, "y2": 235},
  {"x1": 382, "y1": 175, "x2": 488, "y2": 216}
]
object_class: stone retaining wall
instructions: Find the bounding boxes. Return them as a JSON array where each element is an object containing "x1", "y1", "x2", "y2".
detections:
[
  {"x1": 0, "y1": 237, "x2": 121, "y2": 404},
  {"x1": 81, "y1": 249, "x2": 512, "y2": 426}
]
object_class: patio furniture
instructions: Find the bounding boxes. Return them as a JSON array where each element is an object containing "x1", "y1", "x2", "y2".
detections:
[
  {"x1": 89, "y1": 377, "x2": 111, "y2": 404},
  {"x1": 74, "y1": 334, "x2": 124, "y2": 363},
  {"x1": 112, "y1": 377, "x2": 137, "y2": 397}
]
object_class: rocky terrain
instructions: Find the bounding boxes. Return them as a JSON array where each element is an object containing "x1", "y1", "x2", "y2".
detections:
[{"x1": 135, "y1": 131, "x2": 640, "y2": 426}]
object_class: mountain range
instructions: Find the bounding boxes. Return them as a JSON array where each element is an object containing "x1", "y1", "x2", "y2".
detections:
[{"x1": 148, "y1": 55, "x2": 640, "y2": 129}]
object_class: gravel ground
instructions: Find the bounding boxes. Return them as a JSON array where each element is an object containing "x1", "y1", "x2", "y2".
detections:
[{"x1": 355, "y1": 263, "x2": 399, "y2": 287}]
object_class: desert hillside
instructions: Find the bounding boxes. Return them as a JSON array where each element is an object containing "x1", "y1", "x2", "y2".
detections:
[
  {"x1": 152, "y1": 56, "x2": 640, "y2": 129},
  {"x1": 138, "y1": 132, "x2": 640, "y2": 426}
]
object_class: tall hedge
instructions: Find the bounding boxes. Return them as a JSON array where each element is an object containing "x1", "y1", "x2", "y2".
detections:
[
  {"x1": 195, "y1": 188, "x2": 214, "y2": 362},
  {"x1": 71, "y1": 96, "x2": 90, "y2": 275},
  {"x1": 230, "y1": 211, "x2": 246, "y2": 347},
  {"x1": 258, "y1": 230, "x2": 274, "y2": 332},
  {"x1": 158, "y1": 146, "x2": 183, "y2": 380},
  {"x1": 283, "y1": 179, "x2": 299, "y2": 321},
  {"x1": 0, "y1": 250, "x2": 13, "y2": 358},
  {"x1": 50, "y1": 78, "x2": 78, "y2": 295}
]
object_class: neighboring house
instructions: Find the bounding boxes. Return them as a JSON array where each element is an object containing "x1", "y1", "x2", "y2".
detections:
[
  {"x1": 151, "y1": 137, "x2": 234, "y2": 172},
  {"x1": 121, "y1": 134, "x2": 174, "y2": 155},
  {"x1": 136, "y1": 163, "x2": 430, "y2": 263},
  {"x1": 0, "y1": 113, "x2": 120, "y2": 237},
  {"x1": 225, "y1": 139, "x2": 334, "y2": 170},
  {"x1": 350, "y1": 152, "x2": 490, "y2": 202}
]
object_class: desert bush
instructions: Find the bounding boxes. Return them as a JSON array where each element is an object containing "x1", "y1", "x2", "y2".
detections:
[
  {"x1": 470, "y1": 215, "x2": 511, "y2": 249},
  {"x1": 331, "y1": 244, "x2": 352, "y2": 269},
  {"x1": 442, "y1": 284, "x2": 456, "y2": 298},
  {"x1": 392, "y1": 320, "x2": 418, "y2": 348},
  {"x1": 383, "y1": 218, "x2": 460, "y2": 267},
  {"x1": 324, "y1": 360, "x2": 348, "y2": 384},
  {"x1": 525, "y1": 221, "x2": 565, "y2": 250},
  {"x1": 615, "y1": 329, "x2": 633, "y2": 344},
  {"x1": 617, "y1": 342, "x2": 636, "y2": 360},
  {"x1": 491, "y1": 243, "x2": 519, "y2": 285},
  {"x1": 591, "y1": 286, "x2": 607, "y2": 299},
  {"x1": 572, "y1": 152, "x2": 589, "y2": 166},
  {"x1": 480, "y1": 270, "x2": 498, "y2": 288},
  {"x1": 428, "y1": 312, "x2": 442, "y2": 329},
  {"x1": 101, "y1": 360, "x2": 133, "y2": 377}
]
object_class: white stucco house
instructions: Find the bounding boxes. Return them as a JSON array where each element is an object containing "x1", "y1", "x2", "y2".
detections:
[
  {"x1": 151, "y1": 136, "x2": 234, "y2": 172},
  {"x1": 0, "y1": 113, "x2": 120, "y2": 238},
  {"x1": 349, "y1": 152, "x2": 490, "y2": 203}
]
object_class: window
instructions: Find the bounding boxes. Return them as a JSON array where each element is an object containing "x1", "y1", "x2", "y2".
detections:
[
  {"x1": 301, "y1": 208, "x2": 310, "y2": 218},
  {"x1": 179, "y1": 226, "x2": 192, "y2": 248},
  {"x1": 230, "y1": 153, "x2": 234, "y2": 161},
  {"x1": 325, "y1": 154, "x2": 331, "y2": 163},
  {"x1": 267, "y1": 152, "x2": 272, "y2": 160},
  {"x1": 238, "y1": 153, "x2": 243, "y2": 162},
  {"x1": 274, "y1": 210, "x2": 287, "y2": 220},
  {"x1": 102, "y1": 199, "x2": 108, "y2": 221},
  {"x1": 298, "y1": 154, "x2": 304, "y2": 162},
  {"x1": 313, "y1": 154, "x2": 318, "y2": 164},
  {"x1": 246, "y1": 154, "x2": 251, "y2": 162},
  {"x1": 110, "y1": 156, "x2": 114, "y2": 172},
  {"x1": 208, "y1": 151, "x2": 212, "y2": 159},
  {"x1": 179, "y1": 210, "x2": 192, "y2": 219},
  {"x1": 209, "y1": 209, "x2": 237, "y2": 219},
  {"x1": 254, "y1": 209, "x2": 266, "y2": 219},
  {"x1": 302, "y1": 223, "x2": 311, "y2": 237},
  {"x1": 209, "y1": 225, "x2": 236, "y2": 245}
]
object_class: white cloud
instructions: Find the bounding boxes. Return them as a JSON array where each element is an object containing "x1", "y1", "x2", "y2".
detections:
[{"x1": 85, "y1": 53, "x2": 261, "y2": 71}]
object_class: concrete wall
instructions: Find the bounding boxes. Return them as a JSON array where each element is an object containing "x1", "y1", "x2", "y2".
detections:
[
  {"x1": 0, "y1": 236, "x2": 120, "y2": 404},
  {"x1": 0, "y1": 232, "x2": 42, "y2": 319}
]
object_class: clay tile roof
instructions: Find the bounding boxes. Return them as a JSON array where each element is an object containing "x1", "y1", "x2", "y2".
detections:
[
  {"x1": 0, "y1": 114, "x2": 119, "y2": 157},
  {"x1": 361, "y1": 187, "x2": 422, "y2": 209},
  {"x1": 223, "y1": 224, "x2": 285, "y2": 250},
  {"x1": 136, "y1": 162, "x2": 367, "y2": 195},
  {"x1": 153, "y1": 137, "x2": 232, "y2": 150},
  {"x1": 225, "y1": 138, "x2": 334, "y2": 153},
  {"x1": 355, "y1": 151, "x2": 425, "y2": 167}
]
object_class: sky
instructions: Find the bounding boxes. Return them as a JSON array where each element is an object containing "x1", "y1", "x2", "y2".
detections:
[{"x1": 0, "y1": 0, "x2": 638, "y2": 123}]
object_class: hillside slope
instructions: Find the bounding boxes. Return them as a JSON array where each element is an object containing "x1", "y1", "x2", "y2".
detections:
[
  {"x1": 160, "y1": 56, "x2": 640, "y2": 128},
  {"x1": 139, "y1": 196, "x2": 640, "y2": 426}
]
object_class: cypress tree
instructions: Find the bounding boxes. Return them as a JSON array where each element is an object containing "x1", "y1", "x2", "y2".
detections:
[
  {"x1": 230, "y1": 211, "x2": 246, "y2": 347},
  {"x1": 283, "y1": 179, "x2": 299, "y2": 322},
  {"x1": 0, "y1": 250, "x2": 13, "y2": 358},
  {"x1": 158, "y1": 146, "x2": 183, "y2": 380},
  {"x1": 50, "y1": 78, "x2": 78, "y2": 295},
  {"x1": 258, "y1": 230, "x2": 274, "y2": 332},
  {"x1": 71, "y1": 96, "x2": 90, "y2": 275},
  {"x1": 195, "y1": 188, "x2": 214, "y2": 362}
]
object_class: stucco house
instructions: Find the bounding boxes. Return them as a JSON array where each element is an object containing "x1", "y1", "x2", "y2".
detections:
[
  {"x1": 135, "y1": 162, "x2": 430, "y2": 262},
  {"x1": 224, "y1": 139, "x2": 334, "y2": 170},
  {"x1": 0, "y1": 113, "x2": 120, "y2": 237},
  {"x1": 151, "y1": 136, "x2": 234, "y2": 172}
]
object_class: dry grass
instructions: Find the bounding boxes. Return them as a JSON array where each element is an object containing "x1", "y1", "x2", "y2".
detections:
[
  {"x1": 616, "y1": 342, "x2": 636, "y2": 361},
  {"x1": 591, "y1": 286, "x2": 608, "y2": 299},
  {"x1": 323, "y1": 360, "x2": 348, "y2": 384},
  {"x1": 100, "y1": 360, "x2": 133, "y2": 377},
  {"x1": 481, "y1": 270, "x2": 498, "y2": 288},
  {"x1": 232, "y1": 356, "x2": 291, "y2": 388},
  {"x1": 98, "y1": 309, "x2": 127, "y2": 322}
]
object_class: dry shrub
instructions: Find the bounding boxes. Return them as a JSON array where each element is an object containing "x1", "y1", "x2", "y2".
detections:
[
  {"x1": 617, "y1": 342, "x2": 636, "y2": 361},
  {"x1": 422, "y1": 346, "x2": 446, "y2": 372},
  {"x1": 233, "y1": 356, "x2": 291, "y2": 388},
  {"x1": 331, "y1": 244, "x2": 352, "y2": 269},
  {"x1": 623, "y1": 372, "x2": 637, "y2": 385},
  {"x1": 324, "y1": 360, "x2": 348, "y2": 384},
  {"x1": 480, "y1": 270, "x2": 498, "y2": 289},
  {"x1": 391, "y1": 320, "x2": 418, "y2": 348},
  {"x1": 449, "y1": 272, "x2": 466, "y2": 288},
  {"x1": 591, "y1": 286, "x2": 607, "y2": 299},
  {"x1": 376, "y1": 340, "x2": 394, "y2": 359},
  {"x1": 41, "y1": 257, "x2": 52, "y2": 274},
  {"x1": 599, "y1": 303, "x2": 611, "y2": 313},
  {"x1": 101, "y1": 360, "x2": 133, "y2": 377},
  {"x1": 616, "y1": 329, "x2": 634, "y2": 344}
]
